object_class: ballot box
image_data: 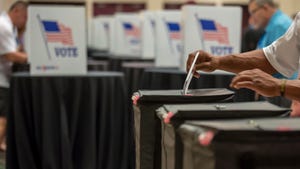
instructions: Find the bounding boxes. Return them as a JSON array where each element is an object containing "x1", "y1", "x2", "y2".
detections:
[
  {"x1": 132, "y1": 88, "x2": 234, "y2": 169},
  {"x1": 178, "y1": 117, "x2": 300, "y2": 169},
  {"x1": 156, "y1": 102, "x2": 290, "y2": 169}
]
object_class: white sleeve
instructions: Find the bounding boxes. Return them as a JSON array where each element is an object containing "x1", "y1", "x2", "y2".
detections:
[
  {"x1": 0, "y1": 24, "x2": 17, "y2": 56},
  {"x1": 263, "y1": 12, "x2": 300, "y2": 78}
]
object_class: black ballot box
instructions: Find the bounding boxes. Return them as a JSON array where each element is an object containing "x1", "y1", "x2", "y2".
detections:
[
  {"x1": 156, "y1": 102, "x2": 291, "y2": 169},
  {"x1": 132, "y1": 88, "x2": 234, "y2": 169},
  {"x1": 178, "y1": 118, "x2": 300, "y2": 169}
]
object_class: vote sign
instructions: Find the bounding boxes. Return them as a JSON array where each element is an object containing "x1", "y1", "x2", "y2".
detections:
[{"x1": 26, "y1": 5, "x2": 87, "y2": 75}]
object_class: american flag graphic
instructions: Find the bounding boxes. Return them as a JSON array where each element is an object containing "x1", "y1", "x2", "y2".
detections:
[
  {"x1": 123, "y1": 23, "x2": 140, "y2": 37},
  {"x1": 42, "y1": 20, "x2": 73, "y2": 45},
  {"x1": 167, "y1": 22, "x2": 181, "y2": 40},
  {"x1": 199, "y1": 19, "x2": 229, "y2": 45}
]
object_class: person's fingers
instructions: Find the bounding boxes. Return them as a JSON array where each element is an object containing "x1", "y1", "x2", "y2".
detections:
[
  {"x1": 195, "y1": 62, "x2": 216, "y2": 72},
  {"x1": 187, "y1": 50, "x2": 215, "y2": 76},
  {"x1": 230, "y1": 74, "x2": 254, "y2": 88},
  {"x1": 196, "y1": 50, "x2": 209, "y2": 63},
  {"x1": 193, "y1": 70, "x2": 200, "y2": 78},
  {"x1": 231, "y1": 81, "x2": 255, "y2": 90}
]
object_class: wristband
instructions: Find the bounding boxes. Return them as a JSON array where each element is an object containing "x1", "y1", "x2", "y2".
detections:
[{"x1": 280, "y1": 79, "x2": 287, "y2": 97}]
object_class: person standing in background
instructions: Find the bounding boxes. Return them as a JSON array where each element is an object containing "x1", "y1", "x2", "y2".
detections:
[
  {"x1": 248, "y1": 0, "x2": 297, "y2": 107},
  {"x1": 0, "y1": 1, "x2": 28, "y2": 151}
]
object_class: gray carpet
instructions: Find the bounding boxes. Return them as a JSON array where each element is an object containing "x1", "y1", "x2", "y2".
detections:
[{"x1": 0, "y1": 151, "x2": 5, "y2": 169}]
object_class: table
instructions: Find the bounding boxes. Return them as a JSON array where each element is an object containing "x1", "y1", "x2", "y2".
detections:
[
  {"x1": 11, "y1": 60, "x2": 110, "y2": 73},
  {"x1": 140, "y1": 68, "x2": 255, "y2": 102},
  {"x1": 7, "y1": 72, "x2": 133, "y2": 169},
  {"x1": 87, "y1": 59, "x2": 109, "y2": 71},
  {"x1": 87, "y1": 48, "x2": 111, "y2": 60},
  {"x1": 109, "y1": 56, "x2": 154, "y2": 71}
]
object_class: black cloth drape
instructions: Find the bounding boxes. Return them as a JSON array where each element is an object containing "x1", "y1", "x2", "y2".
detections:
[
  {"x1": 121, "y1": 62, "x2": 154, "y2": 97},
  {"x1": 7, "y1": 72, "x2": 131, "y2": 169}
]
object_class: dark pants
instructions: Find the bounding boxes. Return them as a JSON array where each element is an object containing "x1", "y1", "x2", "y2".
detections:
[{"x1": 0, "y1": 87, "x2": 9, "y2": 117}]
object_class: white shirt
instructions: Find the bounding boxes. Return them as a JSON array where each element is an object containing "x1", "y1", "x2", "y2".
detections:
[
  {"x1": 263, "y1": 12, "x2": 300, "y2": 78},
  {"x1": 0, "y1": 12, "x2": 17, "y2": 87}
]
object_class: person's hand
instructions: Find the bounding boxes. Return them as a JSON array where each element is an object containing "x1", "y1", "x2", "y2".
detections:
[
  {"x1": 291, "y1": 100, "x2": 300, "y2": 117},
  {"x1": 186, "y1": 50, "x2": 219, "y2": 78},
  {"x1": 230, "y1": 69, "x2": 281, "y2": 97}
]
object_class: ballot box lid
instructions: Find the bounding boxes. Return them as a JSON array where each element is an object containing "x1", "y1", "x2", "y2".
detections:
[
  {"x1": 156, "y1": 101, "x2": 291, "y2": 124},
  {"x1": 133, "y1": 88, "x2": 234, "y2": 104},
  {"x1": 179, "y1": 117, "x2": 300, "y2": 144}
]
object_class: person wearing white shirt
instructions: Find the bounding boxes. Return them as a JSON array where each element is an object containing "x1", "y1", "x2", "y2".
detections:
[
  {"x1": 0, "y1": 1, "x2": 28, "y2": 151},
  {"x1": 186, "y1": 12, "x2": 300, "y2": 113}
]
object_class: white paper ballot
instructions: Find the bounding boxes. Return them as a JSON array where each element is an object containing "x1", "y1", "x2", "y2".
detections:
[{"x1": 182, "y1": 51, "x2": 200, "y2": 95}]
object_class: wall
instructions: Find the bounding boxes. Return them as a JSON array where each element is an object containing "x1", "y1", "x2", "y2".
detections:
[
  {"x1": 0, "y1": 0, "x2": 2, "y2": 11},
  {"x1": 91, "y1": 0, "x2": 299, "y2": 18},
  {"x1": 276, "y1": 0, "x2": 299, "y2": 17},
  {"x1": 2, "y1": 0, "x2": 17, "y2": 11},
  {"x1": 2, "y1": 0, "x2": 298, "y2": 20}
]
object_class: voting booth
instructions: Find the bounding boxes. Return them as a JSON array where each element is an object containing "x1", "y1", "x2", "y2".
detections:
[
  {"x1": 140, "y1": 11, "x2": 156, "y2": 59},
  {"x1": 90, "y1": 16, "x2": 113, "y2": 51},
  {"x1": 87, "y1": 19, "x2": 93, "y2": 48},
  {"x1": 181, "y1": 5, "x2": 242, "y2": 70},
  {"x1": 108, "y1": 17, "x2": 116, "y2": 55},
  {"x1": 154, "y1": 10, "x2": 182, "y2": 67},
  {"x1": 113, "y1": 12, "x2": 142, "y2": 58},
  {"x1": 25, "y1": 5, "x2": 87, "y2": 75}
]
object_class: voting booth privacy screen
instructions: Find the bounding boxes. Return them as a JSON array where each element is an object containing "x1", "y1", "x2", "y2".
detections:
[
  {"x1": 113, "y1": 13, "x2": 142, "y2": 57},
  {"x1": 26, "y1": 5, "x2": 87, "y2": 75},
  {"x1": 154, "y1": 10, "x2": 182, "y2": 67},
  {"x1": 181, "y1": 5, "x2": 242, "y2": 70},
  {"x1": 140, "y1": 11, "x2": 156, "y2": 59},
  {"x1": 90, "y1": 16, "x2": 113, "y2": 51}
]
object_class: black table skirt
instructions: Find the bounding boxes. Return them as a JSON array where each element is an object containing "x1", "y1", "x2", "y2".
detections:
[
  {"x1": 140, "y1": 68, "x2": 255, "y2": 102},
  {"x1": 121, "y1": 62, "x2": 155, "y2": 97},
  {"x1": 7, "y1": 72, "x2": 132, "y2": 169}
]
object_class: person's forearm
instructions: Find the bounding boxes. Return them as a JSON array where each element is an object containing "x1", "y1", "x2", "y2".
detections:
[
  {"x1": 216, "y1": 50, "x2": 277, "y2": 74},
  {"x1": 4, "y1": 52, "x2": 27, "y2": 63},
  {"x1": 284, "y1": 80, "x2": 300, "y2": 102}
]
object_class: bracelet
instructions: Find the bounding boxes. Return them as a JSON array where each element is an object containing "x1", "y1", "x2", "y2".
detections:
[{"x1": 280, "y1": 79, "x2": 287, "y2": 97}]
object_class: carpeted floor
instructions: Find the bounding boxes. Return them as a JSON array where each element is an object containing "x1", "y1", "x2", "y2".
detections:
[{"x1": 0, "y1": 151, "x2": 5, "y2": 169}]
